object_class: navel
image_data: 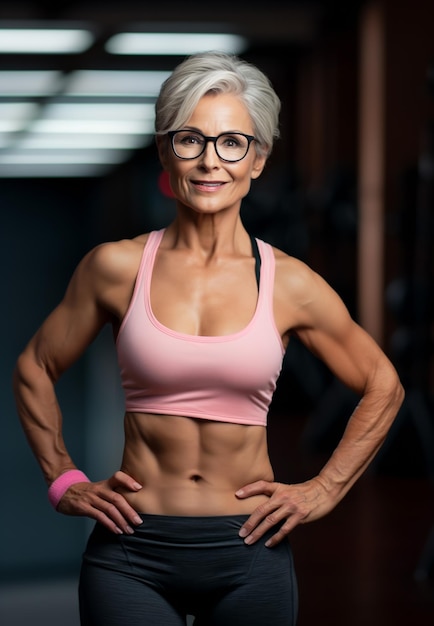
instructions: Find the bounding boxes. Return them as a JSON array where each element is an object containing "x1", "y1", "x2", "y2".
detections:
[{"x1": 189, "y1": 473, "x2": 203, "y2": 483}]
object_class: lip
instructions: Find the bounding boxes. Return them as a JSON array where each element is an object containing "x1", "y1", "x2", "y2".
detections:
[{"x1": 191, "y1": 180, "x2": 227, "y2": 191}]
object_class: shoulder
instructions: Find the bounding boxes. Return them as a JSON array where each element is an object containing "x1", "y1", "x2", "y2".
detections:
[
  {"x1": 61, "y1": 233, "x2": 154, "y2": 321},
  {"x1": 269, "y1": 243, "x2": 353, "y2": 334},
  {"x1": 64, "y1": 234, "x2": 152, "y2": 309},
  {"x1": 269, "y1": 245, "x2": 321, "y2": 304},
  {"x1": 79, "y1": 234, "x2": 150, "y2": 284}
]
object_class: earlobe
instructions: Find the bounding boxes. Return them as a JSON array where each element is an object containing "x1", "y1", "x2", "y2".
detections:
[{"x1": 251, "y1": 154, "x2": 268, "y2": 180}]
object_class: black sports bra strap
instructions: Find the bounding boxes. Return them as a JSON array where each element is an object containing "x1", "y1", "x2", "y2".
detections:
[{"x1": 250, "y1": 234, "x2": 261, "y2": 290}]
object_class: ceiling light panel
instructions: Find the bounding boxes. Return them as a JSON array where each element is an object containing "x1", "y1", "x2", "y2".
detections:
[
  {"x1": 0, "y1": 149, "x2": 131, "y2": 165},
  {"x1": 0, "y1": 102, "x2": 38, "y2": 131},
  {"x1": 0, "y1": 28, "x2": 94, "y2": 54},
  {"x1": 0, "y1": 163, "x2": 113, "y2": 178},
  {"x1": 15, "y1": 133, "x2": 152, "y2": 151},
  {"x1": 29, "y1": 102, "x2": 156, "y2": 135},
  {"x1": 106, "y1": 32, "x2": 248, "y2": 55},
  {"x1": 65, "y1": 70, "x2": 171, "y2": 97},
  {"x1": 30, "y1": 119, "x2": 155, "y2": 135},
  {"x1": 0, "y1": 71, "x2": 64, "y2": 96},
  {"x1": 36, "y1": 102, "x2": 156, "y2": 121}
]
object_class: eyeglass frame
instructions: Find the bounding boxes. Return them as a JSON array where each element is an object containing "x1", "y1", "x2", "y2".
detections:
[{"x1": 167, "y1": 130, "x2": 257, "y2": 163}]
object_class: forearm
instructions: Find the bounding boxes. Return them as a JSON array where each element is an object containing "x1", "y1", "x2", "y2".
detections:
[
  {"x1": 13, "y1": 352, "x2": 76, "y2": 485},
  {"x1": 316, "y1": 369, "x2": 404, "y2": 502}
]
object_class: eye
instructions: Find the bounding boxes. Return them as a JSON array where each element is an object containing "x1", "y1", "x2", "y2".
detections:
[
  {"x1": 220, "y1": 134, "x2": 243, "y2": 148},
  {"x1": 178, "y1": 132, "x2": 204, "y2": 146}
]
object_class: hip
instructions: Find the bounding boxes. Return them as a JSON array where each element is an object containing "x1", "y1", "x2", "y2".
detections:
[
  {"x1": 82, "y1": 513, "x2": 294, "y2": 579},
  {"x1": 80, "y1": 514, "x2": 298, "y2": 624}
]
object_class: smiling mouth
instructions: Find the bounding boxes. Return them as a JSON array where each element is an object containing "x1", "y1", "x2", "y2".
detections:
[{"x1": 192, "y1": 181, "x2": 225, "y2": 187}]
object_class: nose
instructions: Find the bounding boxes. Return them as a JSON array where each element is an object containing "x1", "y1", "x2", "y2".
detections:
[{"x1": 199, "y1": 139, "x2": 220, "y2": 167}]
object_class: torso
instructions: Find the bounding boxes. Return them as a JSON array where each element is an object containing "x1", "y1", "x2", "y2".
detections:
[
  {"x1": 118, "y1": 412, "x2": 274, "y2": 515},
  {"x1": 101, "y1": 228, "x2": 297, "y2": 516}
]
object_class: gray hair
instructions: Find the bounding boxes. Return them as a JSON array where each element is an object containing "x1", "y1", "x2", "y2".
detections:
[{"x1": 155, "y1": 51, "x2": 281, "y2": 157}]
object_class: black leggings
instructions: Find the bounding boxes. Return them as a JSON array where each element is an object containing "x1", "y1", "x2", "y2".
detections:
[{"x1": 79, "y1": 514, "x2": 298, "y2": 625}]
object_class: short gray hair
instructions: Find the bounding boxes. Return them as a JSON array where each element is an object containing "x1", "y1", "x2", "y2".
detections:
[{"x1": 155, "y1": 51, "x2": 281, "y2": 157}]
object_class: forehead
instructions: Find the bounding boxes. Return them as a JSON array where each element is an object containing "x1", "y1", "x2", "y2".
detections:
[{"x1": 185, "y1": 93, "x2": 254, "y2": 133}]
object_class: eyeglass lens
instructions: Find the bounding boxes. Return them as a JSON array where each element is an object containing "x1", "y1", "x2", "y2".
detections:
[{"x1": 172, "y1": 131, "x2": 251, "y2": 161}]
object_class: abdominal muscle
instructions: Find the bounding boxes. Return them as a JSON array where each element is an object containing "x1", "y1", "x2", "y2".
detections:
[{"x1": 118, "y1": 412, "x2": 274, "y2": 516}]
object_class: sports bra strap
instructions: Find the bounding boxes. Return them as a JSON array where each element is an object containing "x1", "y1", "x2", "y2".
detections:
[{"x1": 250, "y1": 234, "x2": 261, "y2": 290}]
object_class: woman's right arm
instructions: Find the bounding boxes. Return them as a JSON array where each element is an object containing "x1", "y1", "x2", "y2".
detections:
[{"x1": 13, "y1": 244, "x2": 143, "y2": 534}]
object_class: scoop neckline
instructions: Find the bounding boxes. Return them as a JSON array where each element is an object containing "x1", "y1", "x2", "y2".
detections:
[{"x1": 145, "y1": 229, "x2": 263, "y2": 342}]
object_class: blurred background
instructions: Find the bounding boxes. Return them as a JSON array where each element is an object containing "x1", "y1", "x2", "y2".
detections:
[{"x1": 1, "y1": 0, "x2": 433, "y2": 624}]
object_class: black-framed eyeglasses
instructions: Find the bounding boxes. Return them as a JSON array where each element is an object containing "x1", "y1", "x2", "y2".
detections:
[{"x1": 167, "y1": 130, "x2": 257, "y2": 163}]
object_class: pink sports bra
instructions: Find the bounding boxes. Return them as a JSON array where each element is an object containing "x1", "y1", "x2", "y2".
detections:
[{"x1": 116, "y1": 229, "x2": 285, "y2": 426}]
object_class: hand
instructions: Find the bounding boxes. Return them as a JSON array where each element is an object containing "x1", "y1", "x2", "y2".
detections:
[
  {"x1": 56, "y1": 470, "x2": 143, "y2": 534},
  {"x1": 235, "y1": 478, "x2": 333, "y2": 547}
]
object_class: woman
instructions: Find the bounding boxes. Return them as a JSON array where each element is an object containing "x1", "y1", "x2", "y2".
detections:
[{"x1": 13, "y1": 51, "x2": 404, "y2": 625}]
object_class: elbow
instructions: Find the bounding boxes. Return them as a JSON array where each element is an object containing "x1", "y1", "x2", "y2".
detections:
[
  {"x1": 12, "y1": 350, "x2": 44, "y2": 393},
  {"x1": 364, "y1": 358, "x2": 405, "y2": 415},
  {"x1": 395, "y1": 378, "x2": 405, "y2": 409},
  {"x1": 12, "y1": 352, "x2": 27, "y2": 389},
  {"x1": 383, "y1": 362, "x2": 405, "y2": 412}
]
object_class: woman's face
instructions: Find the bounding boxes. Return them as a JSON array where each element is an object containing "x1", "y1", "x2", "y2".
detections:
[{"x1": 158, "y1": 93, "x2": 267, "y2": 216}]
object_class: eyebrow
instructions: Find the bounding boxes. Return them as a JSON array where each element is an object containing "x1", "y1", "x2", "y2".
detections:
[{"x1": 179, "y1": 126, "x2": 251, "y2": 135}]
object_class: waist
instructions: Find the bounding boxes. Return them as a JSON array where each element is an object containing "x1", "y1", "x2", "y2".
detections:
[
  {"x1": 120, "y1": 480, "x2": 271, "y2": 517},
  {"x1": 119, "y1": 411, "x2": 273, "y2": 515}
]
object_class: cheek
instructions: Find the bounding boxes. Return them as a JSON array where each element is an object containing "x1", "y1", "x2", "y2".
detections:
[
  {"x1": 235, "y1": 154, "x2": 263, "y2": 178},
  {"x1": 231, "y1": 164, "x2": 255, "y2": 186},
  {"x1": 167, "y1": 169, "x2": 190, "y2": 197},
  {"x1": 165, "y1": 161, "x2": 185, "y2": 185}
]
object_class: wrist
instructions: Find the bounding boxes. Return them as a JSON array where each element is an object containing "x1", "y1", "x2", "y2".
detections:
[{"x1": 48, "y1": 469, "x2": 90, "y2": 510}]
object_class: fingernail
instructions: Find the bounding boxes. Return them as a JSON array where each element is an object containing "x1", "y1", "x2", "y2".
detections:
[
  {"x1": 133, "y1": 482, "x2": 142, "y2": 490},
  {"x1": 244, "y1": 536, "x2": 254, "y2": 545},
  {"x1": 126, "y1": 526, "x2": 134, "y2": 534},
  {"x1": 239, "y1": 528, "x2": 248, "y2": 538},
  {"x1": 133, "y1": 515, "x2": 143, "y2": 525}
]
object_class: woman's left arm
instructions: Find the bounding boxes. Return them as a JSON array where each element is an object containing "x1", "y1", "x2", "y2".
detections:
[{"x1": 236, "y1": 263, "x2": 405, "y2": 546}]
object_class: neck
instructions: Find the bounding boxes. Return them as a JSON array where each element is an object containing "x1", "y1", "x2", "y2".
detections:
[{"x1": 164, "y1": 214, "x2": 250, "y2": 258}]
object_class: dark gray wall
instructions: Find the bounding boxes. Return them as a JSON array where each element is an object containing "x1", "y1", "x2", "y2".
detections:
[{"x1": 1, "y1": 179, "x2": 93, "y2": 580}]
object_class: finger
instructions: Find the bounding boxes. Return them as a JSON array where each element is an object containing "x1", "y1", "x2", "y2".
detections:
[
  {"x1": 264, "y1": 517, "x2": 300, "y2": 548},
  {"x1": 65, "y1": 483, "x2": 142, "y2": 533},
  {"x1": 235, "y1": 480, "x2": 275, "y2": 499},
  {"x1": 243, "y1": 511, "x2": 301, "y2": 547},
  {"x1": 92, "y1": 487, "x2": 143, "y2": 529},
  {"x1": 90, "y1": 499, "x2": 137, "y2": 535},
  {"x1": 238, "y1": 501, "x2": 278, "y2": 539},
  {"x1": 89, "y1": 507, "x2": 125, "y2": 535},
  {"x1": 239, "y1": 508, "x2": 282, "y2": 544},
  {"x1": 108, "y1": 470, "x2": 142, "y2": 492}
]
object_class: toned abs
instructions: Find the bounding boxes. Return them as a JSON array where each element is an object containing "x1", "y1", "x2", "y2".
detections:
[{"x1": 118, "y1": 412, "x2": 274, "y2": 516}]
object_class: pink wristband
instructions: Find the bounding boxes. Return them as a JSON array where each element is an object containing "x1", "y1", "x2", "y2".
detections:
[{"x1": 48, "y1": 469, "x2": 90, "y2": 510}]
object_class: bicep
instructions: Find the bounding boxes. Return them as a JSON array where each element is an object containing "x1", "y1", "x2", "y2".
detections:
[
  {"x1": 31, "y1": 301, "x2": 105, "y2": 380},
  {"x1": 27, "y1": 256, "x2": 111, "y2": 381}
]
